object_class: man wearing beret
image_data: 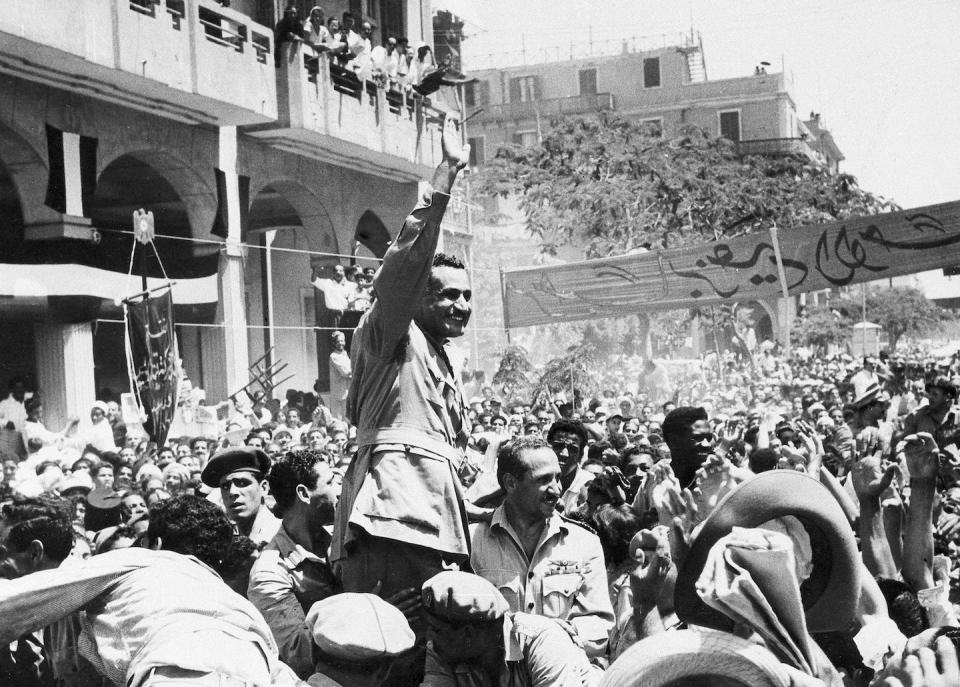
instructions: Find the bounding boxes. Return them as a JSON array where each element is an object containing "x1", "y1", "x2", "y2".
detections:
[
  {"x1": 420, "y1": 571, "x2": 599, "y2": 686},
  {"x1": 902, "y1": 375, "x2": 960, "y2": 451},
  {"x1": 333, "y1": 115, "x2": 477, "y2": 608},
  {"x1": 470, "y1": 437, "x2": 614, "y2": 661},
  {"x1": 201, "y1": 446, "x2": 279, "y2": 549}
]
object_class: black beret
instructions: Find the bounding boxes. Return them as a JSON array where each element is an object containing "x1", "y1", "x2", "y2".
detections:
[{"x1": 200, "y1": 447, "x2": 270, "y2": 487}]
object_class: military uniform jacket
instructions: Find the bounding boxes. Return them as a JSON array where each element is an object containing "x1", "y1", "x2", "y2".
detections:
[{"x1": 332, "y1": 189, "x2": 472, "y2": 562}]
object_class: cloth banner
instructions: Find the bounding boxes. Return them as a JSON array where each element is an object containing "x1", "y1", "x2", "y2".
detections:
[
  {"x1": 501, "y1": 200, "x2": 960, "y2": 328},
  {"x1": 124, "y1": 289, "x2": 180, "y2": 446}
]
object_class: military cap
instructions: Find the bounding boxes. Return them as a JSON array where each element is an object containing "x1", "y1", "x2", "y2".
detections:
[
  {"x1": 200, "y1": 446, "x2": 270, "y2": 487},
  {"x1": 421, "y1": 571, "x2": 509, "y2": 624},
  {"x1": 305, "y1": 593, "x2": 415, "y2": 662}
]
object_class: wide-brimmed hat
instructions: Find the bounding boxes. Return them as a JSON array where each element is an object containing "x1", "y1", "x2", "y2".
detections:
[
  {"x1": 601, "y1": 629, "x2": 817, "y2": 687},
  {"x1": 674, "y1": 471, "x2": 860, "y2": 634},
  {"x1": 852, "y1": 381, "x2": 887, "y2": 410}
]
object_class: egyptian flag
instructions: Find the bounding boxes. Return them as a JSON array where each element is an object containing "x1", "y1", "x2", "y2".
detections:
[
  {"x1": 44, "y1": 124, "x2": 98, "y2": 216},
  {"x1": 211, "y1": 168, "x2": 250, "y2": 239}
]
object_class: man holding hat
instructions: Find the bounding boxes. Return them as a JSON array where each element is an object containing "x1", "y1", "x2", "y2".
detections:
[
  {"x1": 201, "y1": 446, "x2": 279, "y2": 548},
  {"x1": 902, "y1": 375, "x2": 959, "y2": 450},
  {"x1": 420, "y1": 570, "x2": 599, "y2": 686}
]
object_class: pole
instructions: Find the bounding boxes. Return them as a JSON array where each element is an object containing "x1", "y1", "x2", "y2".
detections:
[
  {"x1": 138, "y1": 242, "x2": 148, "y2": 292},
  {"x1": 861, "y1": 283, "x2": 867, "y2": 355},
  {"x1": 263, "y1": 230, "x2": 277, "y2": 373}
]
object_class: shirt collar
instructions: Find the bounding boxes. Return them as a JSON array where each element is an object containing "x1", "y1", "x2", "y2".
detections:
[
  {"x1": 274, "y1": 523, "x2": 327, "y2": 567},
  {"x1": 490, "y1": 506, "x2": 567, "y2": 540}
]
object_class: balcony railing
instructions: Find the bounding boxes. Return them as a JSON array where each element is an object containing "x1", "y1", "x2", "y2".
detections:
[
  {"x1": 246, "y1": 47, "x2": 444, "y2": 180},
  {"x1": 476, "y1": 93, "x2": 615, "y2": 122},
  {"x1": 0, "y1": 0, "x2": 277, "y2": 125},
  {"x1": 735, "y1": 137, "x2": 825, "y2": 163}
]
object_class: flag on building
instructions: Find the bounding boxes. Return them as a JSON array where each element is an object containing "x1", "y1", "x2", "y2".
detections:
[{"x1": 44, "y1": 124, "x2": 98, "y2": 216}]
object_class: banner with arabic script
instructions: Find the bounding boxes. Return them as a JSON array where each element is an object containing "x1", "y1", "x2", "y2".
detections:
[
  {"x1": 125, "y1": 289, "x2": 180, "y2": 446},
  {"x1": 501, "y1": 200, "x2": 960, "y2": 328}
]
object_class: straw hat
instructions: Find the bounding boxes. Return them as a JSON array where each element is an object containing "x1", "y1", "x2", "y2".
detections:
[
  {"x1": 601, "y1": 629, "x2": 814, "y2": 687},
  {"x1": 674, "y1": 471, "x2": 860, "y2": 634},
  {"x1": 852, "y1": 381, "x2": 887, "y2": 410}
]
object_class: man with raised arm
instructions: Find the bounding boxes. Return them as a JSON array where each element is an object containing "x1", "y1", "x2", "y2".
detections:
[{"x1": 332, "y1": 115, "x2": 473, "y2": 614}]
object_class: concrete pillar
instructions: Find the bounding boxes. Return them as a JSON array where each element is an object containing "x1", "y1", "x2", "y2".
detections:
[
  {"x1": 198, "y1": 125, "x2": 249, "y2": 403},
  {"x1": 34, "y1": 322, "x2": 96, "y2": 430}
]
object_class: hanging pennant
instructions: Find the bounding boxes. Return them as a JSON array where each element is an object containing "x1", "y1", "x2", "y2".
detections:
[{"x1": 124, "y1": 288, "x2": 180, "y2": 446}]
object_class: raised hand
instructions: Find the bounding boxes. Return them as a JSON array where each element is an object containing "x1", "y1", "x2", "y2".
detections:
[
  {"x1": 629, "y1": 527, "x2": 672, "y2": 608},
  {"x1": 691, "y1": 455, "x2": 737, "y2": 520},
  {"x1": 901, "y1": 433, "x2": 940, "y2": 482},
  {"x1": 440, "y1": 113, "x2": 469, "y2": 170},
  {"x1": 851, "y1": 454, "x2": 899, "y2": 500}
]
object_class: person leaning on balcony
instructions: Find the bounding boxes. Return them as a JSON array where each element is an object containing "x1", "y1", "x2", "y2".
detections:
[
  {"x1": 274, "y1": 1, "x2": 304, "y2": 66},
  {"x1": 331, "y1": 113, "x2": 475, "y2": 645},
  {"x1": 303, "y1": 6, "x2": 331, "y2": 54}
]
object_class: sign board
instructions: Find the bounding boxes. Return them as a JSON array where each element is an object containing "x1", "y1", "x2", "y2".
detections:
[{"x1": 501, "y1": 200, "x2": 960, "y2": 328}]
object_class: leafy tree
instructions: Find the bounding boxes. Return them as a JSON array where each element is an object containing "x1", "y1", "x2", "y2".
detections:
[
  {"x1": 832, "y1": 286, "x2": 948, "y2": 351},
  {"x1": 492, "y1": 345, "x2": 534, "y2": 400},
  {"x1": 533, "y1": 342, "x2": 599, "y2": 405},
  {"x1": 791, "y1": 304, "x2": 848, "y2": 353},
  {"x1": 474, "y1": 116, "x2": 895, "y2": 258}
]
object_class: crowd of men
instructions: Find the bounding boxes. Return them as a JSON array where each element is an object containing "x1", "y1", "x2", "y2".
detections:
[{"x1": 3, "y1": 114, "x2": 960, "y2": 686}]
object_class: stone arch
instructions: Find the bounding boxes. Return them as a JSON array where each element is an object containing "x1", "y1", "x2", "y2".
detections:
[
  {"x1": 0, "y1": 120, "x2": 61, "y2": 228},
  {"x1": 248, "y1": 178, "x2": 338, "y2": 257},
  {"x1": 93, "y1": 149, "x2": 217, "y2": 241}
]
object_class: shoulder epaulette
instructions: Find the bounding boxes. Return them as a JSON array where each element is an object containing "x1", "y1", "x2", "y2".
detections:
[{"x1": 559, "y1": 513, "x2": 596, "y2": 535}]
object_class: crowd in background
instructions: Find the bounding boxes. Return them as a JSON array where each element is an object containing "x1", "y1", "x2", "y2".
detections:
[{"x1": 2, "y1": 341, "x2": 960, "y2": 685}]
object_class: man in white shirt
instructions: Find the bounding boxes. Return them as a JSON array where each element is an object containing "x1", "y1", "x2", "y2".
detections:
[
  {"x1": 311, "y1": 263, "x2": 357, "y2": 331},
  {"x1": 0, "y1": 495, "x2": 300, "y2": 686}
]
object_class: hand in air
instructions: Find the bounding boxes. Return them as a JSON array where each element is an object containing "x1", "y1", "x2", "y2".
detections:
[{"x1": 440, "y1": 113, "x2": 469, "y2": 170}]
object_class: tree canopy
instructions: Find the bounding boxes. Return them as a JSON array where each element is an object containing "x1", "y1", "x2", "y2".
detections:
[
  {"x1": 792, "y1": 286, "x2": 949, "y2": 352},
  {"x1": 474, "y1": 116, "x2": 896, "y2": 258}
]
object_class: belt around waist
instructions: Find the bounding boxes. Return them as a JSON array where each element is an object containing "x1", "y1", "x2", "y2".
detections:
[{"x1": 357, "y1": 427, "x2": 463, "y2": 463}]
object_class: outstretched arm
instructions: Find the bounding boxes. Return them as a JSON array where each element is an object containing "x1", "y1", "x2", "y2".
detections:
[{"x1": 369, "y1": 115, "x2": 470, "y2": 351}]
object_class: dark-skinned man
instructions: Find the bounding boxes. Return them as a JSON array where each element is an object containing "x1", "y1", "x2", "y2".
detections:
[{"x1": 546, "y1": 419, "x2": 594, "y2": 514}]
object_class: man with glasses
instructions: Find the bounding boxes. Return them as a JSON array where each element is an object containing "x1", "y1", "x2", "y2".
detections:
[{"x1": 546, "y1": 419, "x2": 594, "y2": 515}]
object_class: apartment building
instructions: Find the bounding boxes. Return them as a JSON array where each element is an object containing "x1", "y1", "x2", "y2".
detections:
[
  {"x1": 0, "y1": 0, "x2": 449, "y2": 428},
  {"x1": 464, "y1": 33, "x2": 843, "y2": 173}
]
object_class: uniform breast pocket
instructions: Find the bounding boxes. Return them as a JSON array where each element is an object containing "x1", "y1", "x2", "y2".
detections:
[
  {"x1": 482, "y1": 569, "x2": 523, "y2": 612},
  {"x1": 541, "y1": 573, "x2": 581, "y2": 618}
]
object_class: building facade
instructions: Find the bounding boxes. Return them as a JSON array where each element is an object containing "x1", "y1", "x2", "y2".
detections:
[
  {"x1": 465, "y1": 33, "x2": 843, "y2": 173},
  {"x1": 460, "y1": 34, "x2": 844, "y2": 355},
  {"x1": 0, "y1": 0, "x2": 450, "y2": 430}
]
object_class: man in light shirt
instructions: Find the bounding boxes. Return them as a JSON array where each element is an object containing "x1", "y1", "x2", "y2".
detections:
[{"x1": 0, "y1": 495, "x2": 301, "y2": 686}]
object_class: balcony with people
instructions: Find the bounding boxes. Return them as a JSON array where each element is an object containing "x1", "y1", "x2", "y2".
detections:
[
  {"x1": 0, "y1": 0, "x2": 277, "y2": 125},
  {"x1": 246, "y1": 7, "x2": 449, "y2": 180}
]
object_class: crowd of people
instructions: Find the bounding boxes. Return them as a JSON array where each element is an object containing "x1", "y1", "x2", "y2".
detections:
[
  {"x1": 274, "y1": 2, "x2": 464, "y2": 96},
  {"x1": 3, "y1": 114, "x2": 960, "y2": 687}
]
